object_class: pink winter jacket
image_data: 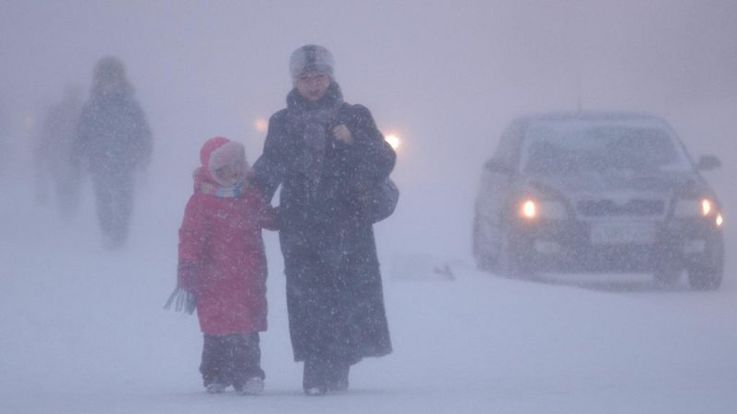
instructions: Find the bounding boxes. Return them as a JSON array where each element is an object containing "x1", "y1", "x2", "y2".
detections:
[{"x1": 178, "y1": 170, "x2": 276, "y2": 335}]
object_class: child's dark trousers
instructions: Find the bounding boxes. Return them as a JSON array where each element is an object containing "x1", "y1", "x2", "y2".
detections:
[{"x1": 200, "y1": 332, "x2": 264, "y2": 389}]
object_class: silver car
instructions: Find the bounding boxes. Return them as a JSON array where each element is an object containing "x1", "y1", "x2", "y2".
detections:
[{"x1": 473, "y1": 112, "x2": 724, "y2": 290}]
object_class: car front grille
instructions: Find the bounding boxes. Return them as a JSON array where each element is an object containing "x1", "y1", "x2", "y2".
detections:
[{"x1": 576, "y1": 198, "x2": 666, "y2": 217}]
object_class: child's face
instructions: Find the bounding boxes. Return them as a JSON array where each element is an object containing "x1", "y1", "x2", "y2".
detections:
[{"x1": 214, "y1": 161, "x2": 244, "y2": 187}]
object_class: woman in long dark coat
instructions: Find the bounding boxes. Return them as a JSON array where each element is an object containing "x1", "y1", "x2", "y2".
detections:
[{"x1": 252, "y1": 44, "x2": 395, "y2": 395}]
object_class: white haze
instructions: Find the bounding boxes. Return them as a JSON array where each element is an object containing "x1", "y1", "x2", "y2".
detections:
[{"x1": 1, "y1": 1, "x2": 736, "y2": 413}]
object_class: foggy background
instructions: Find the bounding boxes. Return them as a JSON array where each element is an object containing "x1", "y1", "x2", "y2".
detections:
[
  {"x1": 2, "y1": 0, "x2": 735, "y2": 260},
  {"x1": 2, "y1": 1, "x2": 737, "y2": 413}
]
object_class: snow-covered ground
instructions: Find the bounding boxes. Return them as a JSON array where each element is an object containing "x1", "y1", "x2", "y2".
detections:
[{"x1": 2, "y1": 167, "x2": 736, "y2": 414}]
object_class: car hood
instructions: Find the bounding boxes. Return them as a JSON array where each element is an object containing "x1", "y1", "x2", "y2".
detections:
[{"x1": 525, "y1": 169, "x2": 709, "y2": 200}]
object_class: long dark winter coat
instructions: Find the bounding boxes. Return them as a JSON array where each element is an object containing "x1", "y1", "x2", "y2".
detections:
[{"x1": 252, "y1": 83, "x2": 395, "y2": 364}]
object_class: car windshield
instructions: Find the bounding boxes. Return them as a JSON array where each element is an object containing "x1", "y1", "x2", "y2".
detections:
[{"x1": 520, "y1": 120, "x2": 693, "y2": 174}]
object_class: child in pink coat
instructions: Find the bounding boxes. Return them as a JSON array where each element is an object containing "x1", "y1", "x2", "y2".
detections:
[{"x1": 172, "y1": 136, "x2": 276, "y2": 395}]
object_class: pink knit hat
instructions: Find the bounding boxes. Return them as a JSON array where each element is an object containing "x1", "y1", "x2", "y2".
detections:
[{"x1": 199, "y1": 136, "x2": 248, "y2": 185}]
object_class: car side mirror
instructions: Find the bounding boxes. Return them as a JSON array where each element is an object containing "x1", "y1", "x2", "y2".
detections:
[
  {"x1": 484, "y1": 158, "x2": 513, "y2": 174},
  {"x1": 697, "y1": 155, "x2": 721, "y2": 171}
]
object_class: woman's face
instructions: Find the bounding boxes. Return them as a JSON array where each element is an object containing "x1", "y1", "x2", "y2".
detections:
[{"x1": 296, "y1": 72, "x2": 330, "y2": 101}]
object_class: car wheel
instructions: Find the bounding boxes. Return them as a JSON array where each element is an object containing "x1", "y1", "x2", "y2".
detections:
[
  {"x1": 688, "y1": 235, "x2": 724, "y2": 291},
  {"x1": 497, "y1": 227, "x2": 532, "y2": 278},
  {"x1": 688, "y1": 266, "x2": 722, "y2": 290},
  {"x1": 653, "y1": 266, "x2": 682, "y2": 287}
]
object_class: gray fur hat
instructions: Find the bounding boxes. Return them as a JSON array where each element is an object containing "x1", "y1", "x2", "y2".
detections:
[{"x1": 289, "y1": 44, "x2": 335, "y2": 84}]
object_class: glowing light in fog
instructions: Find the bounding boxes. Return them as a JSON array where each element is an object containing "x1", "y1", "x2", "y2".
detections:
[
  {"x1": 254, "y1": 118, "x2": 268, "y2": 133},
  {"x1": 385, "y1": 134, "x2": 401, "y2": 150},
  {"x1": 716, "y1": 213, "x2": 723, "y2": 227},
  {"x1": 520, "y1": 199, "x2": 537, "y2": 220},
  {"x1": 701, "y1": 199, "x2": 713, "y2": 216}
]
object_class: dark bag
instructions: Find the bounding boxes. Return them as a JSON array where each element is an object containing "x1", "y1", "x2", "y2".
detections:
[{"x1": 367, "y1": 178, "x2": 399, "y2": 223}]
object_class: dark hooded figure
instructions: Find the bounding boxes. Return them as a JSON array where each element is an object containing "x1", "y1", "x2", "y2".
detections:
[
  {"x1": 74, "y1": 56, "x2": 152, "y2": 248},
  {"x1": 252, "y1": 45, "x2": 395, "y2": 395}
]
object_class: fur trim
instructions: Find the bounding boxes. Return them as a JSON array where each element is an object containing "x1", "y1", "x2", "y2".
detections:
[
  {"x1": 198, "y1": 137, "x2": 249, "y2": 187},
  {"x1": 208, "y1": 141, "x2": 247, "y2": 175}
]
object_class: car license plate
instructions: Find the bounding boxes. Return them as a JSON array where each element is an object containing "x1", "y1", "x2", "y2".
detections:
[{"x1": 590, "y1": 222, "x2": 655, "y2": 245}]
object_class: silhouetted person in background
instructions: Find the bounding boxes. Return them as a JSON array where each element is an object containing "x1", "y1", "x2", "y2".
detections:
[
  {"x1": 34, "y1": 85, "x2": 84, "y2": 218},
  {"x1": 74, "y1": 56, "x2": 152, "y2": 248}
]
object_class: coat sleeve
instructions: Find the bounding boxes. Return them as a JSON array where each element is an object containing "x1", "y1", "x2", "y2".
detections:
[
  {"x1": 249, "y1": 187, "x2": 278, "y2": 230},
  {"x1": 251, "y1": 111, "x2": 289, "y2": 203},
  {"x1": 343, "y1": 105, "x2": 396, "y2": 181},
  {"x1": 127, "y1": 100, "x2": 153, "y2": 170},
  {"x1": 259, "y1": 204, "x2": 278, "y2": 231},
  {"x1": 178, "y1": 195, "x2": 209, "y2": 267}
]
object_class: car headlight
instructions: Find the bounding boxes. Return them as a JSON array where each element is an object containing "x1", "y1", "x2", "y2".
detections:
[
  {"x1": 674, "y1": 198, "x2": 716, "y2": 218},
  {"x1": 716, "y1": 213, "x2": 724, "y2": 227},
  {"x1": 518, "y1": 198, "x2": 568, "y2": 220}
]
